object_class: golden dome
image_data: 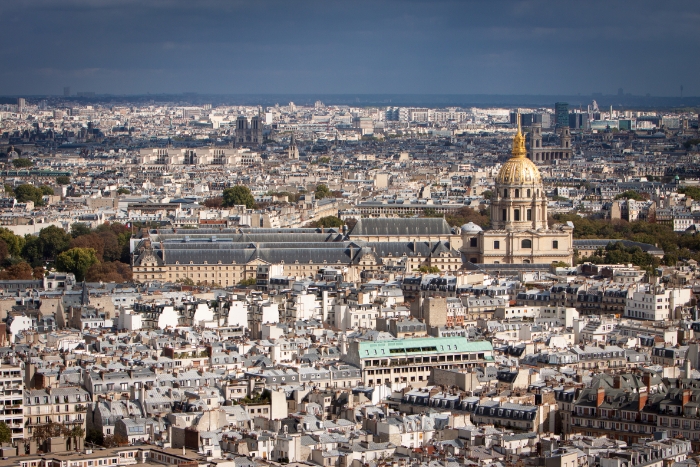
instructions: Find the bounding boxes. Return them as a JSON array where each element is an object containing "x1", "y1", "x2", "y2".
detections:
[{"x1": 495, "y1": 115, "x2": 542, "y2": 186}]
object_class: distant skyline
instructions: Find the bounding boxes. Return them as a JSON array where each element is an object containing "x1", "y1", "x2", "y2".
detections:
[{"x1": 1, "y1": 0, "x2": 698, "y2": 97}]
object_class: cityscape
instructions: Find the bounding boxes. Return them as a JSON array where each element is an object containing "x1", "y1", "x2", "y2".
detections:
[{"x1": 0, "y1": 2, "x2": 699, "y2": 467}]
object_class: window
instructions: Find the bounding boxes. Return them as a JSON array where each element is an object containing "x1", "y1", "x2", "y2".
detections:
[
  {"x1": 526, "y1": 209, "x2": 532, "y2": 221},
  {"x1": 503, "y1": 189, "x2": 508, "y2": 198},
  {"x1": 521, "y1": 239, "x2": 532, "y2": 248},
  {"x1": 553, "y1": 240, "x2": 559, "y2": 249},
  {"x1": 527, "y1": 189, "x2": 531, "y2": 197},
  {"x1": 502, "y1": 209, "x2": 507, "y2": 221},
  {"x1": 494, "y1": 241, "x2": 500, "y2": 250},
  {"x1": 514, "y1": 210, "x2": 520, "y2": 221},
  {"x1": 470, "y1": 238, "x2": 477, "y2": 247}
]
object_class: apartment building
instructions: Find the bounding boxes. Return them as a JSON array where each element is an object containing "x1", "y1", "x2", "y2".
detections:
[
  {"x1": 342, "y1": 337, "x2": 493, "y2": 389},
  {"x1": 0, "y1": 364, "x2": 24, "y2": 441},
  {"x1": 24, "y1": 386, "x2": 91, "y2": 438}
]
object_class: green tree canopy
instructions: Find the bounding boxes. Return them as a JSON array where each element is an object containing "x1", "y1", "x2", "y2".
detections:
[
  {"x1": 56, "y1": 248, "x2": 99, "y2": 281},
  {"x1": 614, "y1": 190, "x2": 647, "y2": 201},
  {"x1": 0, "y1": 227, "x2": 25, "y2": 257},
  {"x1": 222, "y1": 185, "x2": 255, "y2": 208},
  {"x1": 70, "y1": 223, "x2": 92, "y2": 238},
  {"x1": 37, "y1": 226, "x2": 71, "y2": 262},
  {"x1": 678, "y1": 186, "x2": 700, "y2": 201},
  {"x1": 13, "y1": 184, "x2": 45, "y2": 205},
  {"x1": 117, "y1": 188, "x2": 131, "y2": 195},
  {"x1": 417, "y1": 266, "x2": 440, "y2": 273},
  {"x1": 12, "y1": 158, "x2": 33, "y2": 168},
  {"x1": 308, "y1": 216, "x2": 344, "y2": 228},
  {"x1": 0, "y1": 421, "x2": 11, "y2": 443},
  {"x1": 315, "y1": 184, "x2": 331, "y2": 199},
  {"x1": 56, "y1": 176, "x2": 71, "y2": 185},
  {"x1": 40, "y1": 185, "x2": 54, "y2": 196}
]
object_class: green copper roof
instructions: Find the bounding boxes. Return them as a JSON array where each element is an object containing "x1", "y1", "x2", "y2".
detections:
[{"x1": 357, "y1": 337, "x2": 492, "y2": 359}]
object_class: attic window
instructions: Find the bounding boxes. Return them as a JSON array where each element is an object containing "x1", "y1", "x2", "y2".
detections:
[
  {"x1": 175, "y1": 261, "x2": 180, "y2": 265},
  {"x1": 190, "y1": 261, "x2": 194, "y2": 264},
  {"x1": 218, "y1": 261, "x2": 222, "y2": 264}
]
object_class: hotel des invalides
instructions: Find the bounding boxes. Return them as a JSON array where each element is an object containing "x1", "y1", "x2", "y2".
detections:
[{"x1": 131, "y1": 119, "x2": 574, "y2": 284}]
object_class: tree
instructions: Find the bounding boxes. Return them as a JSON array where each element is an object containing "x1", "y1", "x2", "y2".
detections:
[
  {"x1": 21, "y1": 236, "x2": 42, "y2": 266},
  {"x1": 308, "y1": 216, "x2": 344, "y2": 228},
  {"x1": 204, "y1": 196, "x2": 223, "y2": 208},
  {"x1": 102, "y1": 434, "x2": 128, "y2": 448},
  {"x1": 176, "y1": 277, "x2": 195, "y2": 286},
  {"x1": 482, "y1": 190, "x2": 494, "y2": 200},
  {"x1": 40, "y1": 186, "x2": 54, "y2": 196},
  {"x1": 0, "y1": 240, "x2": 8, "y2": 264},
  {"x1": 417, "y1": 265, "x2": 441, "y2": 274},
  {"x1": 0, "y1": 421, "x2": 11, "y2": 444},
  {"x1": 222, "y1": 185, "x2": 255, "y2": 208},
  {"x1": 445, "y1": 206, "x2": 490, "y2": 229},
  {"x1": 70, "y1": 223, "x2": 92, "y2": 238},
  {"x1": 70, "y1": 233, "x2": 105, "y2": 260},
  {"x1": 614, "y1": 190, "x2": 647, "y2": 201},
  {"x1": 86, "y1": 262, "x2": 133, "y2": 282},
  {"x1": 56, "y1": 176, "x2": 71, "y2": 185},
  {"x1": 0, "y1": 262, "x2": 33, "y2": 280},
  {"x1": 32, "y1": 266, "x2": 45, "y2": 280},
  {"x1": 117, "y1": 188, "x2": 130, "y2": 195},
  {"x1": 86, "y1": 428, "x2": 104, "y2": 446},
  {"x1": 0, "y1": 228, "x2": 24, "y2": 257},
  {"x1": 38, "y1": 225, "x2": 71, "y2": 262},
  {"x1": 31, "y1": 421, "x2": 70, "y2": 444},
  {"x1": 13, "y1": 184, "x2": 44, "y2": 205},
  {"x1": 238, "y1": 278, "x2": 257, "y2": 287},
  {"x1": 56, "y1": 248, "x2": 99, "y2": 281},
  {"x1": 678, "y1": 186, "x2": 700, "y2": 201},
  {"x1": 315, "y1": 184, "x2": 331, "y2": 199},
  {"x1": 11, "y1": 158, "x2": 33, "y2": 168},
  {"x1": 99, "y1": 230, "x2": 121, "y2": 262}
]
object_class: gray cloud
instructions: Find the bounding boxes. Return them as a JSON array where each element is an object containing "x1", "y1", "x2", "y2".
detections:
[{"x1": 1, "y1": 0, "x2": 698, "y2": 96}]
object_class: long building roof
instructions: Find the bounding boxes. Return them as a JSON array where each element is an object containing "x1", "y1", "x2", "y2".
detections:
[{"x1": 357, "y1": 337, "x2": 492, "y2": 359}]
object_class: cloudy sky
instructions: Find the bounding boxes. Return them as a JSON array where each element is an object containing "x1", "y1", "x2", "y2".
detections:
[{"x1": 0, "y1": 0, "x2": 698, "y2": 96}]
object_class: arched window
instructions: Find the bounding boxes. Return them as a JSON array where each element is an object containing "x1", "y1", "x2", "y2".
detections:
[
  {"x1": 527, "y1": 189, "x2": 531, "y2": 197},
  {"x1": 515, "y1": 189, "x2": 520, "y2": 198},
  {"x1": 514, "y1": 209, "x2": 520, "y2": 221},
  {"x1": 523, "y1": 259, "x2": 531, "y2": 264},
  {"x1": 521, "y1": 239, "x2": 532, "y2": 248}
]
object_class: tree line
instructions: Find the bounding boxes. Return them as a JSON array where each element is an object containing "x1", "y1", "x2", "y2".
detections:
[
  {"x1": 553, "y1": 213, "x2": 700, "y2": 267},
  {"x1": 0, "y1": 222, "x2": 132, "y2": 282}
]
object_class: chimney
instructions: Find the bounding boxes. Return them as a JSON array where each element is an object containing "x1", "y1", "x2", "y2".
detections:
[
  {"x1": 596, "y1": 387, "x2": 605, "y2": 407},
  {"x1": 682, "y1": 389, "x2": 692, "y2": 407},
  {"x1": 638, "y1": 390, "x2": 648, "y2": 411},
  {"x1": 613, "y1": 375, "x2": 622, "y2": 389},
  {"x1": 642, "y1": 372, "x2": 652, "y2": 390}
]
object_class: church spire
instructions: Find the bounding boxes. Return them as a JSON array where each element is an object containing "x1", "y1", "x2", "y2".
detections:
[{"x1": 511, "y1": 112, "x2": 527, "y2": 159}]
